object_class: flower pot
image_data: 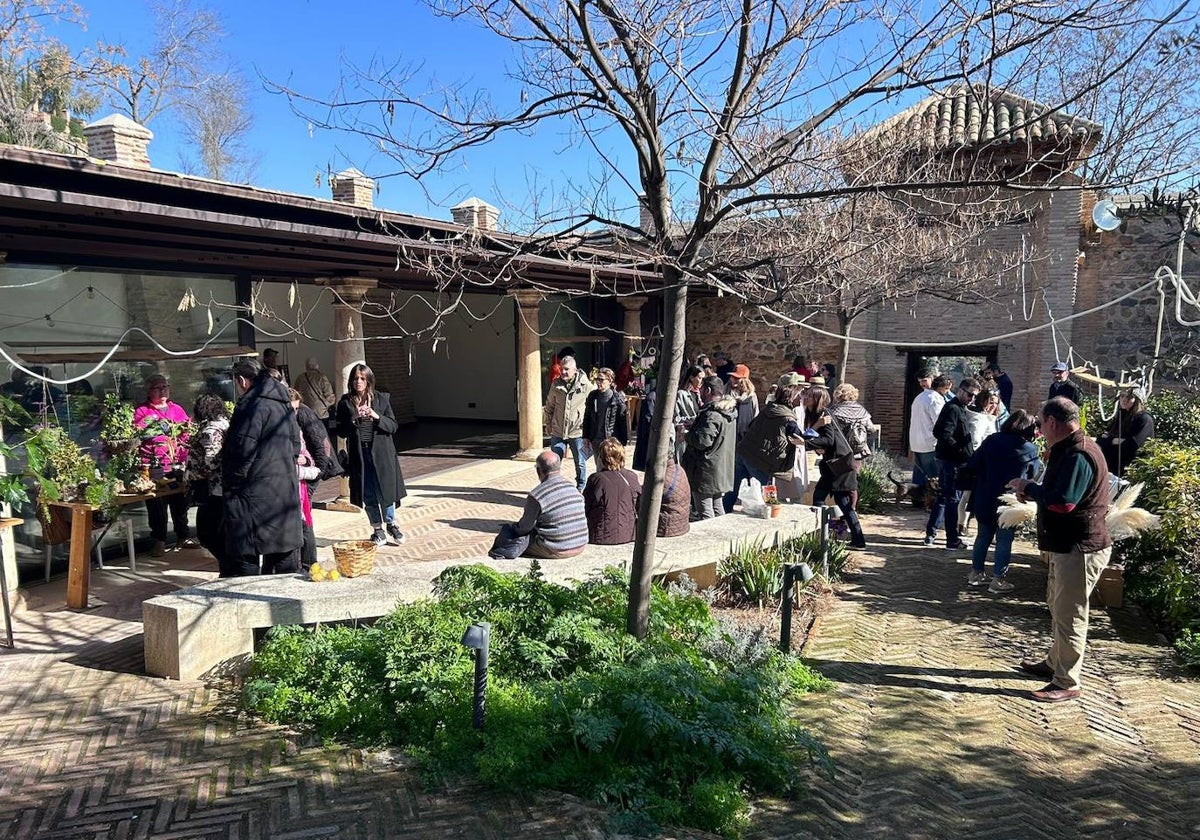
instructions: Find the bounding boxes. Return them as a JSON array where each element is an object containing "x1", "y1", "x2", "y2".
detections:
[{"x1": 769, "y1": 504, "x2": 782, "y2": 519}]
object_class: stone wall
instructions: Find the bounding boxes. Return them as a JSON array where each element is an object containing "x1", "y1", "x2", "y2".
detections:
[{"x1": 1075, "y1": 197, "x2": 1200, "y2": 385}]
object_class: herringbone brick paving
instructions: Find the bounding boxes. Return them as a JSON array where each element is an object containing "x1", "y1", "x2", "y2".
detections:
[
  {"x1": 2, "y1": 458, "x2": 622, "y2": 840},
  {"x1": 5, "y1": 462, "x2": 1200, "y2": 838},
  {"x1": 750, "y1": 508, "x2": 1200, "y2": 840}
]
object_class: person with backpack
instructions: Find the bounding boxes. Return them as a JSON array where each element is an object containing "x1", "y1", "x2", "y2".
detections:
[
  {"x1": 802, "y1": 387, "x2": 867, "y2": 549},
  {"x1": 829, "y1": 383, "x2": 878, "y2": 512},
  {"x1": 732, "y1": 382, "x2": 805, "y2": 510}
]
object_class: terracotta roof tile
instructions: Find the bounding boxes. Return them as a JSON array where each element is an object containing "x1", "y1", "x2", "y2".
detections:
[{"x1": 870, "y1": 84, "x2": 1101, "y2": 153}]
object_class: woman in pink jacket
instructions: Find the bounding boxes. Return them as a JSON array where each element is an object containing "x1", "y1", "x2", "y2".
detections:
[{"x1": 134, "y1": 374, "x2": 193, "y2": 557}]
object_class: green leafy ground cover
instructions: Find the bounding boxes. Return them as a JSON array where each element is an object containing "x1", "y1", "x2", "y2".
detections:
[
  {"x1": 1120, "y1": 390, "x2": 1200, "y2": 669},
  {"x1": 243, "y1": 564, "x2": 831, "y2": 837}
]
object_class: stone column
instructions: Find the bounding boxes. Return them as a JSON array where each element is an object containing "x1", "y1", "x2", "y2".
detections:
[
  {"x1": 511, "y1": 289, "x2": 544, "y2": 461},
  {"x1": 321, "y1": 278, "x2": 377, "y2": 511},
  {"x1": 619, "y1": 295, "x2": 648, "y2": 359}
]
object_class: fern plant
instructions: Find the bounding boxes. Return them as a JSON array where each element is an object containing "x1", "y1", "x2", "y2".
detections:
[{"x1": 243, "y1": 564, "x2": 831, "y2": 837}]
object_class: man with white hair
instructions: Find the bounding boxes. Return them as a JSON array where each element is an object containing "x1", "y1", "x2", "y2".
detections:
[{"x1": 294, "y1": 357, "x2": 336, "y2": 419}]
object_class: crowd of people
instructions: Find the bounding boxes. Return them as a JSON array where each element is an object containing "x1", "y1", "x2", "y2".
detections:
[
  {"x1": 903, "y1": 360, "x2": 1157, "y2": 702},
  {"x1": 131, "y1": 357, "x2": 406, "y2": 578},
  {"x1": 132, "y1": 344, "x2": 1147, "y2": 706},
  {"x1": 493, "y1": 348, "x2": 874, "y2": 559},
  {"x1": 908, "y1": 362, "x2": 1154, "y2": 593}
]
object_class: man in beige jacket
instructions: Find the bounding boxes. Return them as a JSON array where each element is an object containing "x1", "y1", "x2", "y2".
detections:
[{"x1": 543, "y1": 355, "x2": 593, "y2": 491}]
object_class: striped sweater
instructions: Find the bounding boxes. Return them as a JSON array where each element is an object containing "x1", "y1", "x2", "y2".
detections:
[{"x1": 514, "y1": 474, "x2": 588, "y2": 555}]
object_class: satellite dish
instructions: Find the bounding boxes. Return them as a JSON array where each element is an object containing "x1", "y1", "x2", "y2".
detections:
[{"x1": 1092, "y1": 199, "x2": 1121, "y2": 232}]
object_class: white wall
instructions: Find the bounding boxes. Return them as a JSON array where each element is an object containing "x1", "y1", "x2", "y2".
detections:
[
  {"x1": 402, "y1": 292, "x2": 517, "y2": 420},
  {"x1": 253, "y1": 282, "x2": 337, "y2": 386}
]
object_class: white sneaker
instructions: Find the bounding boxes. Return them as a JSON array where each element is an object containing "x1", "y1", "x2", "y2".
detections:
[
  {"x1": 967, "y1": 570, "x2": 990, "y2": 587},
  {"x1": 988, "y1": 576, "x2": 1015, "y2": 594}
]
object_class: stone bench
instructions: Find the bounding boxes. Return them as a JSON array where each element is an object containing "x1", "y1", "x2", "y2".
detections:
[{"x1": 144, "y1": 504, "x2": 820, "y2": 681}]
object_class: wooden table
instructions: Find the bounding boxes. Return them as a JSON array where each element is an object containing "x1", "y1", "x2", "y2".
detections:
[
  {"x1": 50, "y1": 486, "x2": 186, "y2": 610},
  {"x1": 1, "y1": 517, "x2": 22, "y2": 647}
]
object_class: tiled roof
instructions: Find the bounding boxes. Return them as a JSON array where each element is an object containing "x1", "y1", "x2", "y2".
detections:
[{"x1": 867, "y1": 85, "x2": 1102, "y2": 153}]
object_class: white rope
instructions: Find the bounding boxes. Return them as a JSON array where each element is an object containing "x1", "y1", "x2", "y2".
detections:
[{"x1": 758, "y1": 277, "x2": 1159, "y2": 349}]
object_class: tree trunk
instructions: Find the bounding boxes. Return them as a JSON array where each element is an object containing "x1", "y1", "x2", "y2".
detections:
[
  {"x1": 838, "y1": 312, "x2": 855, "y2": 384},
  {"x1": 626, "y1": 269, "x2": 687, "y2": 639}
]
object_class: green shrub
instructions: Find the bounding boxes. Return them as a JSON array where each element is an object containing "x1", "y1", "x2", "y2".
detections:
[
  {"x1": 243, "y1": 564, "x2": 830, "y2": 837},
  {"x1": 1145, "y1": 389, "x2": 1200, "y2": 447},
  {"x1": 856, "y1": 465, "x2": 885, "y2": 513},
  {"x1": 857, "y1": 448, "x2": 903, "y2": 514},
  {"x1": 779, "y1": 531, "x2": 851, "y2": 582},
  {"x1": 718, "y1": 538, "x2": 782, "y2": 607},
  {"x1": 1122, "y1": 440, "x2": 1200, "y2": 666}
]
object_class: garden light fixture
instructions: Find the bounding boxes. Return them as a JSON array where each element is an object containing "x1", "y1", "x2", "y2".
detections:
[{"x1": 461, "y1": 622, "x2": 490, "y2": 730}]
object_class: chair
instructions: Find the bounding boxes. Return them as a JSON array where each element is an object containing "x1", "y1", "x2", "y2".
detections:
[{"x1": 42, "y1": 515, "x2": 137, "y2": 583}]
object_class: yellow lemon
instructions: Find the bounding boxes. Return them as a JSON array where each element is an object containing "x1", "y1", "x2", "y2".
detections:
[
  {"x1": 309, "y1": 564, "x2": 326, "y2": 582},
  {"x1": 327, "y1": 569, "x2": 341, "y2": 582}
]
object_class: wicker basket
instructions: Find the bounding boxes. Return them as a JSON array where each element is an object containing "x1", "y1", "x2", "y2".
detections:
[{"x1": 332, "y1": 539, "x2": 377, "y2": 577}]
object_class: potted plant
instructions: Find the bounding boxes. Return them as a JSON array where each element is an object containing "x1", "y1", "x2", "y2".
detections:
[{"x1": 763, "y1": 484, "x2": 782, "y2": 518}]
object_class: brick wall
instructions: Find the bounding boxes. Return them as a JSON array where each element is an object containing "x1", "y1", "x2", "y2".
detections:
[{"x1": 685, "y1": 188, "x2": 1090, "y2": 453}]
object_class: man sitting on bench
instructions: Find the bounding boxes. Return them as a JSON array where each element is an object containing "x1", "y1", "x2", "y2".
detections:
[{"x1": 490, "y1": 450, "x2": 588, "y2": 560}]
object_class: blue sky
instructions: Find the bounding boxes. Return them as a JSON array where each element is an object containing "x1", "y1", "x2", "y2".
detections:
[{"x1": 56, "y1": 0, "x2": 597, "y2": 223}]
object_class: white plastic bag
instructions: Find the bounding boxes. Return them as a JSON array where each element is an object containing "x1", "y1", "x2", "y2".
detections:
[{"x1": 738, "y1": 477, "x2": 766, "y2": 517}]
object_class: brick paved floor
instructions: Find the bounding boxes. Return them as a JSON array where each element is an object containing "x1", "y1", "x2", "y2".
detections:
[
  {"x1": 749, "y1": 507, "x2": 1200, "y2": 840},
  {"x1": 4, "y1": 482, "x2": 1199, "y2": 838}
]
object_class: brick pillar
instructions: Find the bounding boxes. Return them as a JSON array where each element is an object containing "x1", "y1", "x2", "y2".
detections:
[
  {"x1": 511, "y1": 289, "x2": 544, "y2": 460},
  {"x1": 619, "y1": 295, "x2": 648, "y2": 359},
  {"x1": 322, "y1": 278, "x2": 377, "y2": 511},
  {"x1": 82, "y1": 114, "x2": 153, "y2": 168}
]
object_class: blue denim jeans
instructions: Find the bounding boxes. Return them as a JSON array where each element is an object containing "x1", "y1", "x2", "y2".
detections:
[
  {"x1": 550, "y1": 436, "x2": 588, "y2": 491},
  {"x1": 361, "y1": 453, "x2": 396, "y2": 528},
  {"x1": 912, "y1": 451, "x2": 939, "y2": 488},
  {"x1": 925, "y1": 460, "x2": 961, "y2": 544},
  {"x1": 972, "y1": 519, "x2": 1016, "y2": 576}
]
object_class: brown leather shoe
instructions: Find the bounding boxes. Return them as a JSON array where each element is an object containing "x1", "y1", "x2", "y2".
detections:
[
  {"x1": 1018, "y1": 660, "x2": 1054, "y2": 679},
  {"x1": 1031, "y1": 683, "x2": 1081, "y2": 703}
]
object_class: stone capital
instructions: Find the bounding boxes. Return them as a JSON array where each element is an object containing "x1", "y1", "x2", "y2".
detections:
[
  {"x1": 618, "y1": 295, "x2": 649, "y2": 312},
  {"x1": 509, "y1": 288, "x2": 544, "y2": 310},
  {"x1": 318, "y1": 277, "x2": 378, "y2": 304}
]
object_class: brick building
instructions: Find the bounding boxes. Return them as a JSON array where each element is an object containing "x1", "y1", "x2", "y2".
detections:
[{"x1": 683, "y1": 89, "x2": 1199, "y2": 451}]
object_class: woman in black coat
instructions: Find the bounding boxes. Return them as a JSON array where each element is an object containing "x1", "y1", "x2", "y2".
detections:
[
  {"x1": 335, "y1": 363, "x2": 407, "y2": 547},
  {"x1": 222, "y1": 363, "x2": 303, "y2": 576},
  {"x1": 804, "y1": 388, "x2": 866, "y2": 548},
  {"x1": 1096, "y1": 386, "x2": 1154, "y2": 477},
  {"x1": 581, "y1": 366, "x2": 629, "y2": 452}
]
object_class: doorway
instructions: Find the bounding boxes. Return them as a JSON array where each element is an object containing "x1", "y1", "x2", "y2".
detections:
[{"x1": 900, "y1": 347, "x2": 996, "y2": 454}]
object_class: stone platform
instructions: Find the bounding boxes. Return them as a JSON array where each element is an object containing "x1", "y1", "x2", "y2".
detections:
[{"x1": 143, "y1": 502, "x2": 819, "y2": 680}]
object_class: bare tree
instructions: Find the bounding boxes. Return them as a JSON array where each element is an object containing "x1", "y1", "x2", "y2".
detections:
[
  {"x1": 177, "y1": 70, "x2": 257, "y2": 181},
  {"x1": 89, "y1": 0, "x2": 222, "y2": 125},
  {"x1": 274, "y1": 0, "x2": 1192, "y2": 637}
]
